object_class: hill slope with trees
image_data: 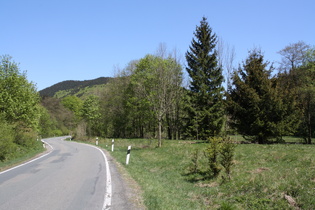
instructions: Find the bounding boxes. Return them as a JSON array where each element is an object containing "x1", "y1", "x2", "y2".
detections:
[{"x1": 39, "y1": 77, "x2": 112, "y2": 98}]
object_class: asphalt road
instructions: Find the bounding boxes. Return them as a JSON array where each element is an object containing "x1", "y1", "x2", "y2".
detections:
[{"x1": 0, "y1": 137, "x2": 113, "y2": 210}]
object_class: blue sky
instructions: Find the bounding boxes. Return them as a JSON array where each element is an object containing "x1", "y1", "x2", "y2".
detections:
[{"x1": 1, "y1": 0, "x2": 314, "y2": 90}]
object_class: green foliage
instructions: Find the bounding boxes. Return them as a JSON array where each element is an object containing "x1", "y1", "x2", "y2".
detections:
[
  {"x1": 277, "y1": 43, "x2": 315, "y2": 144},
  {"x1": 0, "y1": 55, "x2": 42, "y2": 161},
  {"x1": 0, "y1": 116, "x2": 16, "y2": 161},
  {"x1": 40, "y1": 97, "x2": 73, "y2": 136},
  {"x1": 100, "y1": 72, "x2": 138, "y2": 138},
  {"x1": 228, "y1": 50, "x2": 299, "y2": 143},
  {"x1": 0, "y1": 139, "x2": 44, "y2": 168},
  {"x1": 205, "y1": 137, "x2": 223, "y2": 178},
  {"x1": 185, "y1": 17, "x2": 225, "y2": 139},
  {"x1": 130, "y1": 54, "x2": 183, "y2": 146},
  {"x1": 14, "y1": 124, "x2": 37, "y2": 148},
  {"x1": 292, "y1": 59, "x2": 315, "y2": 143},
  {"x1": 61, "y1": 95, "x2": 83, "y2": 118},
  {"x1": 202, "y1": 137, "x2": 237, "y2": 180},
  {"x1": 0, "y1": 55, "x2": 40, "y2": 129},
  {"x1": 219, "y1": 137, "x2": 236, "y2": 181},
  {"x1": 35, "y1": 40, "x2": 314, "y2": 146},
  {"x1": 81, "y1": 95, "x2": 101, "y2": 136},
  {"x1": 38, "y1": 105, "x2": 57, "y2": 137}
]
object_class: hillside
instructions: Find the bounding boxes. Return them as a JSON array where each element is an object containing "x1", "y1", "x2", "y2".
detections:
[{"x1": 39, "y1": 77, "x2": 112, "y2": 98}]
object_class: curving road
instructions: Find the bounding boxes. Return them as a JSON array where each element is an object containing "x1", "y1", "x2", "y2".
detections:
[{"x1": 0, "y1": 137, "x2": 112, "y2": 210}]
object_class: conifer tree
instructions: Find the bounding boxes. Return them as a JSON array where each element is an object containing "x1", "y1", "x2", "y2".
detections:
[
  {"x1": 227, "y1": 50, "x2": 299, "y2": 143},
  {"x1": 185, "y1": 17, "x2": 225, "y2": 139}
]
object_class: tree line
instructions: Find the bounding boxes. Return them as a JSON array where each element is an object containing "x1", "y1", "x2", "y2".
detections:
[
  {"x1": 1, "y1": 17, "x2": 314, "y2": 161},
  {"x1": 41, "y1": 17, "x2": 315, "y2": 146},
  {"x1": 74, "y1": 16, "x2": 312, "y2": 146}
]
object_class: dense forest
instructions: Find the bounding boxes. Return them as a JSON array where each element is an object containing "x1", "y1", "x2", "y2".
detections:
[{"x1": 1, "y1": 17, "x2": 315, "y2": 160}]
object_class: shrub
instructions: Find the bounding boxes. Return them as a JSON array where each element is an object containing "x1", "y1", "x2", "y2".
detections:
[
  {"x1": 0, "y1": 118, "x2": 16, "y2": 161},
  {"x1": 14, "y1": 123, "x2": 37, "y2": 148},
  {"x1": 205, "y1": 137, "x2": 222, "y2": 178},
  {"x1": 188, "y1": 149, "x2": 200, "y2": 174},
  {"x1": 204, "y1": 137, "x2": 237, "y2": 180},
  {"x1": 220, "y1": 137, "x2": 237, "y2": 181}
]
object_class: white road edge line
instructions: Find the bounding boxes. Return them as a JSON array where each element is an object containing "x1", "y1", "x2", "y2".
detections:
[
  {"x1": 84, "y1": 144, "x2": 112, "y2": 210},
  {"x1": 0, "y1": 139, "x2": 54, "y2": 175}
]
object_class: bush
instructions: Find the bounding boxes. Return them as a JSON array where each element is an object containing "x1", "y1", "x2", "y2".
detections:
[
  {"x1": 13, "y1": 124, "x2": 37, "y2": 148},
  {"x1": 205, "y1": 137, "x2": 222, "y2": 178},
  {"x1": 0, "y1": 118, "x2": 16, "y2": 161},
  {"x1": 220, "y1": 137, "x2": 237, "y2": 181}
]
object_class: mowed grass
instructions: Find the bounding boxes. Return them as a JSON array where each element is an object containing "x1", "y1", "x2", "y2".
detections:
[{"x1": 99, "y1": 138, "x2": 315, "y2": 209}]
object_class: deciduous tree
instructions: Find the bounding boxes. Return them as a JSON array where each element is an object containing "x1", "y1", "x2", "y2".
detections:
[
  {"x1": 131, "y1": 53, "x2": 183, "y2": 147},
  {"x1": 277, "y1": 45, "x2": 315, "y2": 143},
  {"x1": 81, "y1": 95, "x2": 101, "y2": 136},
  {"x1": 278, "y1": 41, "x2": 310, "y2": 73},
  {"x1": 0, "y1": 55, "x2": 40, "y2": 130}
]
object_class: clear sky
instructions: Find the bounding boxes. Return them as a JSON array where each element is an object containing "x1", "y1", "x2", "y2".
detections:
[{"x1": 1, "y1": 0, "x2": 314, "y2": 90}]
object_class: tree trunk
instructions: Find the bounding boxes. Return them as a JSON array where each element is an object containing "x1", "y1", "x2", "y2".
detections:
[
  {"x1": 306, "y1": 95, "x2": 312, "y2": 144},
  {"x1": 158, "y1": 118, "x2": 162, "y2": 147},
  {"x1": 166, "y1": 113, "x2": 172, "y2": 140},
  {"x1": 308, "y1": 109, "x2": 312, "y2": 144}
]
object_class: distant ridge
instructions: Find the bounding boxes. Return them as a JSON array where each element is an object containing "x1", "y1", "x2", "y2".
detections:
[{"x1": 39, "y1": 77, "x2": 112, "y2": 98}]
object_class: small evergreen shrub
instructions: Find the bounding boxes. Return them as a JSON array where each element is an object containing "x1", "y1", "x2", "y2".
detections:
[
  {"x1": 205, "y1": 137, "x2": 222, "y2": 178},
  {"x1": 220, "y1": 137, "x2": 237, "y2": 181},
  {"x1": 204, "y1": 137, "x2": 237, "y2": 180},
  {"x1": 188, "y1": 149, "x2": 200, "y2": 174}
]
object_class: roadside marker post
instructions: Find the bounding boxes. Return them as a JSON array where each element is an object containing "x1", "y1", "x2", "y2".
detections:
[
  {"x1": 126, "y1": 146, "x2": 131, "y2": 165},
  {"x1": 111, "y1": 139, "x2": 114, "y2": 152},
  {"x1": 96, "y1": 137, "x2": 99, "y2": 146}
]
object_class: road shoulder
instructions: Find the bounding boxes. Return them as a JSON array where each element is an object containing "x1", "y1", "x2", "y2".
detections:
[{"x1": 102, "y1": 149, "x2": 146, "y2": 210}]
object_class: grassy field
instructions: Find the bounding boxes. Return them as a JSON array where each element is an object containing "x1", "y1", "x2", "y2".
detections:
[{"x1": 97, "y1": 138, "x2": 315, "y2": 209}]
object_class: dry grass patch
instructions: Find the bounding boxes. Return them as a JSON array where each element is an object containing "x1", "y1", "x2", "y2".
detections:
[
  {"x1": 195, "y1": 181, "x2": 219, "y2": 188},
  {"x1": 250, "y1": 167, "x2": 270, "y2": 174}
]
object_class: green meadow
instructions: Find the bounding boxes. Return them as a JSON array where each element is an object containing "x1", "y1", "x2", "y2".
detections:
[{"x1": 99, "y1": 138, "x2": 315, "y2": 209}]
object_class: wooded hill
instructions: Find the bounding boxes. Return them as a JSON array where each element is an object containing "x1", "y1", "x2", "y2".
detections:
[{"x1": 39, "y1": 77, "x2": 112, "y2": 98}]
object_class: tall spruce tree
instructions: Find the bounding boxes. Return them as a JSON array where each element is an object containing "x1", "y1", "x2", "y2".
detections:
[{"x1": 185, "y1": 17, "x2": 225, "y2": 139}]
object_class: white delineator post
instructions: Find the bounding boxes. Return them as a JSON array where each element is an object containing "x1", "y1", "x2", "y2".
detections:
[
  {"x1": 111, "y1": 139, "x2": 114, "y2": 152},
  {"x1": 96, "y1": 137, "x2": 99, "y2": 146},
  {"x1": 126, "y1": 145, "x2": 131, "y2": 165}
]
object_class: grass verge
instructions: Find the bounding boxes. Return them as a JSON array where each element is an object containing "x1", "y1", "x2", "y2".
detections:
[
  {"x1": 0, "y1": 141, "x2": 45, "y2": 172},
  {"x1": 96, "y1": 138, "x2": 315, "y2": 209}
]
